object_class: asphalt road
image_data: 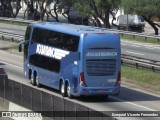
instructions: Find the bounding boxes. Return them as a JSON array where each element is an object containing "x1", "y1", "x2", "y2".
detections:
[
  {"x1": 0, "y1": 23, "x2": 26, "y2": 36},
  {"x1": 0, "y1": 23, "x2": 160, "y2": 61},
  {"x1": 122, "y1": 40, "x2": 160, "y2": 61},
  {"x1": 0, "y1": 44, "x2": 159, "y2": 120}
]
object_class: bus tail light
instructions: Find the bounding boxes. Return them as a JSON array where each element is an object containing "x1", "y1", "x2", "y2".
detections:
[
  {"x1": 79, "y1": 72, "x2": 87, "y2": 87},
  {"x1": 114, "y1": 33, "x2": 119, "y2": 36},
  {"x1": 115, "y1": 71, "x2": 121, "y2": 86},
  {"x1": 2, "y1": 68, "x2": 7, "y2": 75}
]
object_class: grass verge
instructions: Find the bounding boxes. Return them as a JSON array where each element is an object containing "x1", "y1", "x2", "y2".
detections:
[
  {"x1": 121, "y1": 34, "x2": 160, "y2": 44},
  {"x1": 122, "y1": 64, "x2": 160, "y2": 88}
]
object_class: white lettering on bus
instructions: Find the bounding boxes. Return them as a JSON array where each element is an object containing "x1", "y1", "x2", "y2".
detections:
[
  {"x1": 36, "y1": 44, "x2": 69, "y2": 59},
  {"x1": 86, "y1": 52, "x2": 117, "y2": 57}
]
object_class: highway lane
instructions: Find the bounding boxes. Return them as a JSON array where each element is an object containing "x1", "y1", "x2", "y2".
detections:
[
  {"x1": 0, "y1": 23, "x2": 160, "y2": 61},
  {"x1": 0, "y1": 49, "x2": 159, "y2": 120},
  {"x1": 122, "y1": 41, "x2": 160, "y2": 61},
  {"x1": 0, "y1": 23, "x2": 26, "y2": 36}
]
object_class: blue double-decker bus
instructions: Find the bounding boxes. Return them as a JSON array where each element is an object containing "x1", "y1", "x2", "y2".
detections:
[{"x1": 19, "y1": 22, "x2": 121, "y2": 98}]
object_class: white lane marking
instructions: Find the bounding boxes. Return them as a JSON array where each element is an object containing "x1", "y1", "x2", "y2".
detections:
[
  {"x1": 110, "y1": 96, "x2": 157, "y2": 111},
  {"x1": 153, "y1": 47, "x2": 160, "y2": 49},
  {"x1": 146, "y1": 47, "x2": 155, "y2": 50},
  {"x1": 131, "y1": 45, "x2": 140, "y2": 47},
  {"x1": 122, "y1": 41, "x2": 160, "y2": 50},
  {"x1": 1, "y1": 60, "x2": 158, "y2": 112},
  {"x1": 122, "y1": 41, "x2": 141, "y2": 45},
  {"x1": 2, "y1": 30, "x2": 14, "y2": 33},
  {"x1": 0, "y1": 61, "x2": 23, "y2": 69},
  {"x1": 143, "y1": 45, "x2": 160, "y2": 50},
  {"x1": 21, "y1": 28, "x2": 27, "y2": 30},
  {"x1": 126, "y1": 51, "x2": 144, "y2": 56},
  {"x1": 121, "y1": 43, "x2": 127, "y2": 46}
]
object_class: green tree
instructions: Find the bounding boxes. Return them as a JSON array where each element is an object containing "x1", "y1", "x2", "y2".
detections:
[
  {"x1": 122, "y1": 0, "x2": 160, "y2": 35},
  {"x1": 0, "y1": 0, "x2": 22, "y2": 18},
  {"x1": 58, "y1": 0, "x2": 75, "y2": 21},
  {"x1": 23, "y1": 0, "x2": 36, "y2": 20},
  {"x1": 23, "y1": 0, "x2": 56, "y2": 21},
  {"x1": 74, "y1": 0, "x2": 121, "y2": 28}
]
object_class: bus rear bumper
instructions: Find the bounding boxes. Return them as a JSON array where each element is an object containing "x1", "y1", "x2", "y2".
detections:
[{"x1": 77, "y1": 86, "x2": 120, "y2": 96}]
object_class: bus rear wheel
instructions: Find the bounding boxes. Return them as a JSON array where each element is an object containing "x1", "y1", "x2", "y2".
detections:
[
  {"x1": 36, "y1": 76, "x2": 41, "y2": 87},
  {"x1": 31, "y1": 74, "x2": 36, "y2": 86},
  {"x1": 60, "y1": 81, "x2": 67, "y2": 97},
  {"x1": 66, "y1": 83, "x2": 73, "y2": 99}
]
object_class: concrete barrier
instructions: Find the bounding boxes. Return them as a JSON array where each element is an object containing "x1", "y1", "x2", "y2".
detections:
[{"x1": 0, "y1": 78, "x2": 116, "y2": 120}]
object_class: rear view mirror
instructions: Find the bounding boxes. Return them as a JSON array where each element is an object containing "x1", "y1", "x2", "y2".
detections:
[
  {"x1": 19, "y1": 39, "x2": 28, "y2": 52},
  {"x1": 19, "y1": 39, "x2": 24, "y2": 52}
]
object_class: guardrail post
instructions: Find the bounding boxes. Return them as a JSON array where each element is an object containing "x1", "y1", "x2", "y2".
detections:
[
  {"x1": 133, "y1": 35, "x2": 135, "y2": 39},
  {"x1": 121, "y1": 34, "x2": 123, "y2": 37},
  {"x1": 121, "y1": 59, "x2": 123, "y2": 64},
  {"x1": 136, "y1": 63, "x2": 138, "y2": 68},
  {"x1": 145, "y1": 37, "x2": 147, "y2": 40},
  {"x1": 152, "y1": 66, "x2": 155, "y2": 72}
]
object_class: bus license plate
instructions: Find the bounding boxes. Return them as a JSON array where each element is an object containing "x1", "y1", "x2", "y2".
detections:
[{"x1": 98, "y1": 90, "x2": 105, "y2": 93}]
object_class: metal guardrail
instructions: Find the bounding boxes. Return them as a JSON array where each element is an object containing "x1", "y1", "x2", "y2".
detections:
[
  {"x1": 0, "y1": 31, "x2": 24, "y2": 42},
  {"x1": 121, "y1": 54, "x2": 160, "y2": 72}
]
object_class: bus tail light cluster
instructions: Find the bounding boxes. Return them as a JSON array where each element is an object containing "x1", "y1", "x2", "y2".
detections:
[
  {"x1": 79, "y1": 72, "x2": 87, "y2": 87},
  {"x1": 115, "y1": 71, "x2": 121, "y2": 86},
  {"x1": 2, "y1": 68, "x2": 7, "y2": 75}
]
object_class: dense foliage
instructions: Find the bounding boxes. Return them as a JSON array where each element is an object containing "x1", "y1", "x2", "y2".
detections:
[
  {"x1": 0, "y1": 0, "x2": 159, "y2": 33},
  {"x1": 0, "y1": 0, "x2": 121, "y2": 28}
]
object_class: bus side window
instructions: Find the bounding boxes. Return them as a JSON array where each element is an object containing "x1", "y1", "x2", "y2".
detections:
[
  {"x1": 31, "y1": 28, "x2": 79, "y2": 52},
  {"x1": 25, "y1": 26, "x2": 31, "y2": 40},
  {"x1": 24, "y1": 26, "x2": 32, "y2": 61},
  {"x1": 39, "y1": 29, "x2": 45, "y2": 44},
  {"x1": 32, "y1": 28, "x2": 37, "y2": 43}
]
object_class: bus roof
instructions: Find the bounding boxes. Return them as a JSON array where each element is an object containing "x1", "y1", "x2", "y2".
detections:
[{"x1": 31, "y1": 22, "x2": 116, "y2": 36}]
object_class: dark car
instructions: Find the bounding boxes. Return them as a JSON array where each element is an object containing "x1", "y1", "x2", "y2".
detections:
[{"x1": 0, "y1": 67, "x2": 8, "y2": 84}]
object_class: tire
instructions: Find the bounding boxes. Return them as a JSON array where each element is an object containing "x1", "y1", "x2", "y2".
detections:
[
  {"x1": 31, "y1": 74, "x2": 36, "y2": 86},
  {"x1": 60, "y1": 81, "x2": 67, "y2": 97},
  {"x1": 36, "y1": 76, "x2": 41, "y2": 87},
  {"x1": 66, "y1": 83, "x2": 73, "y2": 99}
]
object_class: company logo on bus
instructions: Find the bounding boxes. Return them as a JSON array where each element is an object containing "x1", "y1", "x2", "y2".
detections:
[
  {"x1": 36, "y1": 44, "x2": 69, "y2": 59},
  {"x1": 86, "y1": 52, "x2": 117, "y2": 57}
]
